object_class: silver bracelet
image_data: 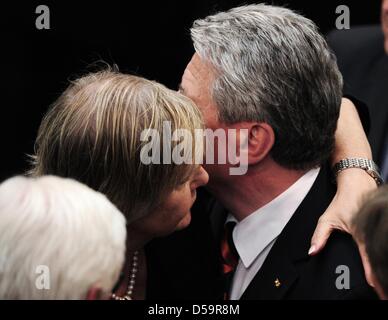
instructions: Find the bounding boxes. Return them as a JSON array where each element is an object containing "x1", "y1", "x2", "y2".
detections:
[{"x1": 333, "y1": 158, "x2": 383, "y2": 186}]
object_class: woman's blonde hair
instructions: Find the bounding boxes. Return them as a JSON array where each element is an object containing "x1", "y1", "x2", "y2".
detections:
[{"x1": 29, "y1": 69, "x2": 203, "y2": 223}]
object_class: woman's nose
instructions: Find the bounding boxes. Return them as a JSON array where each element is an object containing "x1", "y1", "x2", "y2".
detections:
[{"x1": 196, "y1": 166, "x2": 209, "y2": 187}]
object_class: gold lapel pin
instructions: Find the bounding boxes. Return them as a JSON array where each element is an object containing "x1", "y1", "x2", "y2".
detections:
[{"x1": 274, "y1": 278, "x2": 281, "y2": 288}]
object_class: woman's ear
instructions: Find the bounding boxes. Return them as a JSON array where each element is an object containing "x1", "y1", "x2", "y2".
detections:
[{"x1": 246, "y1": 123, "x2": 275, "y2": 165}]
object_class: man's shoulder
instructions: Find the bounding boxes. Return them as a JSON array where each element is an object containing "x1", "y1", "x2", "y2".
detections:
[
  {"x1": 297, "y1": 231, "x2": 377, "y2": 299},
  {"x1": 314, "y1": 231, "x2": 364, "y2": 277}
]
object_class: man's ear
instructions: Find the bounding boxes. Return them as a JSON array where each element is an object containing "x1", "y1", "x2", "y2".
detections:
[
  {"x1": 358, "y1": 242, "x2": 388, "y2": 299},
  {"x1": 86, "y1": 286, "x2": 105, "y2": 300},
  {"x1": 358, "y1": 242, "x2": 376, "y2": 288},
  {"x1": 246, "y1": 123, "x2": 275, "y2": 165}
]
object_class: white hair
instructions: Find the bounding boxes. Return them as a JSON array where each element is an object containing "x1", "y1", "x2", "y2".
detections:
[{"x1": 0, "y1": 175, "x2": 126, "y2": 299}]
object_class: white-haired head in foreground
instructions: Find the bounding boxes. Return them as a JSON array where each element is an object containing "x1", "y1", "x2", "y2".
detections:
[{"x1": 0, "y1": 175, "x2": 126, "y2": 299}]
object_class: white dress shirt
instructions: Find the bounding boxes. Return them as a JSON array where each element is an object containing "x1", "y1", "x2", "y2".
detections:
[{"x1": 227, "y1": 167, "x2": 321, "y2": 300}]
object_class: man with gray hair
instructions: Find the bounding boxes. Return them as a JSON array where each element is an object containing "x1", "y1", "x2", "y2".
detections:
[
  {"x1": 146, "y1": 4, "x2": 378, "y2": 299},
  {"x1": 0, "y1": 176, "x2": 126, "y2": 299}
]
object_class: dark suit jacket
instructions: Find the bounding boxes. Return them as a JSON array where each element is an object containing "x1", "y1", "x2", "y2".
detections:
[
  {"x1": 146, "y1": 165, "x2": 377, "y2": 300},
  {"x1": 145, "y1": 186, "x2": 224, "y2": 300},
  {"x1": 327, "y1": 26, "x2": 388, "y2": 166}
]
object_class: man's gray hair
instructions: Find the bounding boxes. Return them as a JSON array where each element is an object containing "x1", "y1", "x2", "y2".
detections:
[{"x1": 191, "y1": 4, "x2": 343, "y2": 170}]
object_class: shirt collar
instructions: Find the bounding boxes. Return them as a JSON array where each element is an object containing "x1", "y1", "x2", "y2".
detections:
[{"x1": 227, "y1": 167, "x2": 321, "y2": 268}]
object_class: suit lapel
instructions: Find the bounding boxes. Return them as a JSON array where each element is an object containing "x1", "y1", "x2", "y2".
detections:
[
  {"x1": 240, "y1": 165, "x2": 336, "y2": 300},
  {"x1": 240, "y1": 250, "x2": 299, "y2": 299}
]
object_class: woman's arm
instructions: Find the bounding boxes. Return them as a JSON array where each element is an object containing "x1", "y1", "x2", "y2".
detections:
[{"x1": 309, "y1": 97, "x2": 377, "y2": 255}]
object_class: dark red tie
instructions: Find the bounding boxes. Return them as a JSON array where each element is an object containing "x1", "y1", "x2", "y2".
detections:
[{"x1": 221, "y1": 222, "x2": 238, "y2": 300}]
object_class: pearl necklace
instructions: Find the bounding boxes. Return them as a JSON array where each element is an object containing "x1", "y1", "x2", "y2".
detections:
[{"x1": 111, "y1": 251, "x2": 139, "y2": 300}]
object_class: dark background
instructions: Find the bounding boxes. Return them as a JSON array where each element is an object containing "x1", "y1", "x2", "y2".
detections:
[{"x1": 0, "y1": 0, "x2": 382, "y2": 181}]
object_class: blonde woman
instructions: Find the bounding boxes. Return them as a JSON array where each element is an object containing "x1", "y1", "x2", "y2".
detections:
[{"x1": 30, "y1": 70, "x2": 209, "y2": 300}]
